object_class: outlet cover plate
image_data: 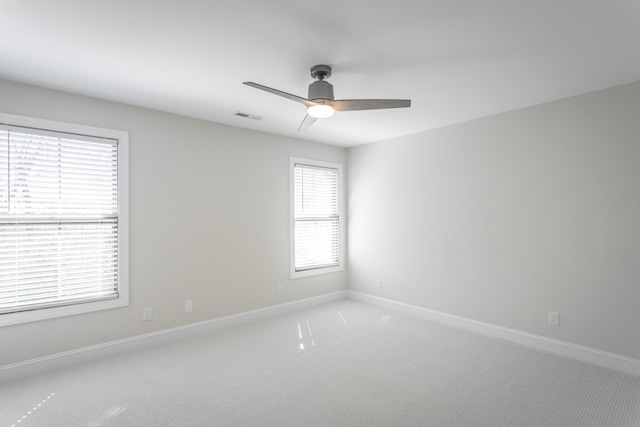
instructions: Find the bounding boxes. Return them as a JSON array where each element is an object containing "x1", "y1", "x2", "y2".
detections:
[{"x1": 548, "y1": 311, "x2": 559, "y2": 326}]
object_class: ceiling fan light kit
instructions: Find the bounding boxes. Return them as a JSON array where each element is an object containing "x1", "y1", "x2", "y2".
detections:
[
  {"x1": 307, "y1": 104, "x2": 334, "y2": 118},
  {"x1": 243, "y1": 64, "x2": 411, "y2": 130}
]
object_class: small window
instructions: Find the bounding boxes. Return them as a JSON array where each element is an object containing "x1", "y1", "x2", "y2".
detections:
[
  {"x1": 290, "y1": 157, "x2": 344, "y2": 278},
  {"x1": 0, "y1": 113, "x2": 128, "y2": 326}
]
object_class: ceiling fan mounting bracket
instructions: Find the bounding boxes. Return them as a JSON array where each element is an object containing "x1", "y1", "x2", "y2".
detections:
[{"x1": 310, "y1": 64, "x2": 332, "y2": 81}]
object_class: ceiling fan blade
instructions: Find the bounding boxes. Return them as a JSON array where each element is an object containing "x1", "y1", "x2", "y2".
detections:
[
  {"x1": 297, "y1": 114, "x2": 318, "y2": 131},
  {"x1": 243, "y1": 82, "x2": 313, "y2": 106},
  {"x1": 331, "y1": 99, "x2": 411, "y2": 112}
]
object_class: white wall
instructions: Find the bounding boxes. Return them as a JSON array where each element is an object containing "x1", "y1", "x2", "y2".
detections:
[
  {"x1": 347, "y1": 81, "x2": 640, "y2": 360},
  {"x1": 0, "y1": 79, "x2": 346, "y2": 366}
]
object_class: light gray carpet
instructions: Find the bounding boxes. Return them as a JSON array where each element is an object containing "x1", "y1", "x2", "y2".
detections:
[{"x1": 2, "y1": 299, "x2": 640, "y2": 426}]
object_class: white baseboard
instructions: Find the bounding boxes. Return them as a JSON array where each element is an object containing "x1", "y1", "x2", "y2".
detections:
[
  {"x1": 347, "y1": 291, "x2": 640, "y2": 377},
  {"x1": 5, "y1": 289, "x2": 638, "y2": 383},
  {"x1": 0, "y1": 290, "x2": 347, "y2": 383}
]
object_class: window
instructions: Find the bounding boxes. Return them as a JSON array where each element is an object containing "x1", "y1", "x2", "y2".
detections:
[
  {"x1": 290, "y1": 157, "x2": 344, "y2": 278},
  {"x1": 0, "y1": 113, "x2": 128, "y2": 326}
]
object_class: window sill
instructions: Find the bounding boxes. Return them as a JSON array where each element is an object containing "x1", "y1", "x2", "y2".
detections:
[
  {"x1": 290, "y1": 264, "x2": 344, "y2": 279},
  {"x1": 0, "y1": 295, "x2": 129, "y2": 327}
]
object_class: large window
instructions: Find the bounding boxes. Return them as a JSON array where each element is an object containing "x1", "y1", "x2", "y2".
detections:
[
  {"x1": 290, "y1": 157, "x2": 344, "y2": 278},
  {"x1": 0, "y1": 113, "x2": 128, "y2": 326}
]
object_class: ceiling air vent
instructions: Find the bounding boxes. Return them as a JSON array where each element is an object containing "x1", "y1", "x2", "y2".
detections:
[{"x1": 234, "y1": 112, "x2": 264, "y2": 121}]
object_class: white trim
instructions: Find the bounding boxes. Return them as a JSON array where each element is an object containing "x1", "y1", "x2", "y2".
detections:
[
  {"x1": 0, "y1": 112, "x2": 127, "y2": 141},
  {"x1": 5, "y1": 289, "x2": 637, "y2": 383},
  {"x1": 347, "y1": 291, "x2": 640, "y2": 377},
  {"x1": 289, "y1": 157, "x2": 345, "y2": 279},
  {"x1": 0, "y1": 291, "x2": 347, "y2": 383},
  {"x1": 0, "y1": 112, "x2": 129, "y2": 326}
]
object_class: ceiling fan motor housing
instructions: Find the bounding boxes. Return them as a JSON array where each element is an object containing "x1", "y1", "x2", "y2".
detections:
[{"x1": 308, "y1": 80, "x2": 334, "y2": 101}]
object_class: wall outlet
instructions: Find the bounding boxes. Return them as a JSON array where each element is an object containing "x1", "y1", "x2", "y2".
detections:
[
  {"x1": 376, "y1": 278, "x2": 383, "y2": 289},
  {"x1": 185, "y1": 300, "x2": 193, "y2": 312},
  {"x1": 278, "y1": 284, "x2": 284, "y2": 295},
  {"x1": 548, "y1": 311, "x2": 559, "y2": 326},
  {"x1": 143, "y1": 307, "x2": 153, "y2": 321}
]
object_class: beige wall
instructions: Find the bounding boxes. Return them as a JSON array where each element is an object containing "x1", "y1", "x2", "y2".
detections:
[
  {"x1": 347, "y1": 81, "x2": 640, "y2": 360},
  {"x1": 0, "y1": 79, "x2": 347, "y2": 366},
  {"x1": 3, "y1": 77, "x2": 639, "y2": 367}
]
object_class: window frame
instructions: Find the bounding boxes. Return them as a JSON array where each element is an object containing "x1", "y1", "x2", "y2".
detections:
[
  {"x1": 0, "y1": 112, "x2": 129, "y2": 326},
  {"x1": 289, "y1": 157, "x2": 344, "y2": 279}
]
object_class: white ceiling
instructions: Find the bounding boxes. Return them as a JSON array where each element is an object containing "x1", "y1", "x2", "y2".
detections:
[{"x1": 2, "y1": 1, "x2": 640, "y2": 148}]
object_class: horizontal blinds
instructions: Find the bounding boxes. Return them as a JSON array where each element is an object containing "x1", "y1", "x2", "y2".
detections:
[
  {"x1": 294, "y1": 163, "x2": 339, "y2": 271},
  {"x1": 0, "y1": 126, "x2": 117, "y2": 217},
  {"x1": 0, "y1": 126, "x2": 119, "y2": 314}
]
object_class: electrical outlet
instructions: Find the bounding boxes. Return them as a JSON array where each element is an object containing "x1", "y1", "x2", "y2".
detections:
[
  {"x1": 278, "y1": 284, "x2": 284, "y2": 295},
  {"x1": 376, "y1": 278, "x2": 383, "y2": 289},
  {"x1": 548, "y1": 311, "x2": 559, "y2": 326},
  {"x1": 143, "y1": 307, "x2": 153, "y2": 321},
  {"x1": 185, "y1": 300, "x2": 193, "y2": 312}
]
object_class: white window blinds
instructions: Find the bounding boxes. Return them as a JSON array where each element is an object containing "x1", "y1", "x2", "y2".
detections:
[
  {"x1": 0, "y1": 125, "x2": 119, "y2": 315},
  {"x1": 293, "y1": 162, "x2": 340, "y2": 272}
]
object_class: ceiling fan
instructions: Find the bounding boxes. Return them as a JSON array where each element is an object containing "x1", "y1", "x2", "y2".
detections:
[{"x1": 243, "y1": 64, "x2": 411, "y2": 131}]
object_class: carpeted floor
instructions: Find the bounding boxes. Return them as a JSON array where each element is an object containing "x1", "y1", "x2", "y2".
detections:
[{"x1": 2, "y1": 299, "x2": 640, "y2": 426}]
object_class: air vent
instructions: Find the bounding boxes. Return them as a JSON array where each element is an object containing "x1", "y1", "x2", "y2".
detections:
[{"x1": 234, "y1": 112, "x2": 264, "y2": 121}]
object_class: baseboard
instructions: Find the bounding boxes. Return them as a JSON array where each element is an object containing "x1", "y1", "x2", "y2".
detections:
[
  {"x1": 6, "y1": 289, "x2": 638, "y2": 383},
  {"x1": 0, "y1": 290, "x2": 347, "y2": 383},
  {"x1": 347, "y1": 291, "x2": 640, "y2": 377}
]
